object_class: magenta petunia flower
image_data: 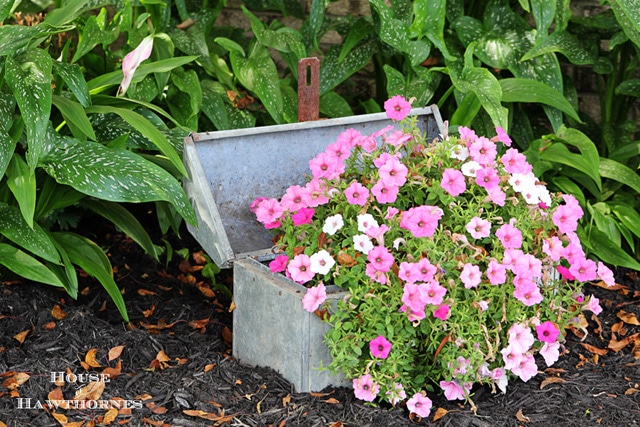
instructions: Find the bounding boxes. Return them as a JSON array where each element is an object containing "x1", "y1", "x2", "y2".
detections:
[
  {"x1": 287, "y1": 254, "x2": 314, "y2": 284},
  {"x1": 367, "y1": 246, "x2": 394, "y2": 272},
  {"x1": 344, "y1": 181, "x2": 370, "y2": 206},
  {"x1": 400, "y1": 205, "x2": 444, "y2": 238},
  {"x1": 465, "y1": 216, "x2": 491, "y2": 239},
  {"x1": 378, "y1": 156, "x2": 408, "y2": 187},
  {"x1": 301, "y1": 283, "x2": 326, "y2": 312},
  {"x1": 556, "y1": 265, "x2": 575, "y2": 281},
  {"x1": 440, "y1": 168, "x2": 466, "y2": 197},
  {"x1": 291, "y1": 207, "x2": 315, "y2": 226},
  {"x1": 433, "y1": 304, "x2": 450, "y2": 320},
  {"x1": 406, "y1": 392, "x2": 433, "y2": 418},
  {"x1": 371, "y1": 180, "x2": 399, "y2": 204},
  {"x1": 352, "y1": 374, "x2": 380, "y2": 402},
  {"x1": 269, "y1": 255, "x2": 288, "y2": 273},
  {"x1": 495, "y1": 223, "x2": 523, "y2": 249},
  {"x1": 369, "y1": 335, "x2": 392, "y2": 359},
  {"x1": 460, "y1": 263, "x2": 482, "y2": 289},
  {"x1": 535, "y1": 321, "x2": 560, "y2": 343},
  {"x1": 384, "y1": 95, "x2": 412, "y2": 121}
]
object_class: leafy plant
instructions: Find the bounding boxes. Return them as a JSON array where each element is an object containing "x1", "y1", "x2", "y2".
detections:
[{"x1": 0, "y1": 1, "x2": 198, "y2": 321}]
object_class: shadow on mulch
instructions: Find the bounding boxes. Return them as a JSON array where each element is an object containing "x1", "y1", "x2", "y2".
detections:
[{"x1": 1, "y1": 216, "x2": 639, "y2": 427}]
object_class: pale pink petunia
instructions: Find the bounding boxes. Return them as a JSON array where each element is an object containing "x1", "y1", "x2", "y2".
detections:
[
  {"x1": 597, "y1": 262, "x2": 615, "y2": 287},
  {"x1": 356, "y1": 213, "x2": 378, "y2": 233},
  {"x1": 510, "y1": 353, "x2": 538, "y2": 382},
  {"x1": 280, "y1": 185, "x2": 311, "y2": 212},
  {"x1": 322, "y1": 213, "x2": 344, "y2": 235},
  {"x1": 406, "y1": 392, "x2": 433, "y2": 418},
  {"x1": 385, "y1": 130, "x2": 412, "y2": 147},
  {"x1": 460, "y1": 263, "x2": 482, "y2": 289},
  {"x1": 465, "y1": 216, "x2": 491, "y2": 239},
  {"x1": 543, "y1": 236, "x2": 565, "y2": 261},
  {"x1": 491, "y1": 367, "x2": 509, "y2": 393},
  {"x1": 399, "y1": 262, "x2": 420, "y2": 284},
  {"x1": 255, "y1": 198, "x2": 283, "y2": 225},
  {"x1": 372, "y1": 152, "x2": 397, "y2": 168},
  {"x1": 440, "y1": 168, "x2": 466, "y2": 197},
  {"x1": 371, "y1": 180, "x2": 400, "y2": 204},
  {"x1": 288, "y1": 254, "x2": 314, "y2": 284},
  {"x1": 269, "y1": 255, "x2": 288, "y2": 273},
  {"x1": 569, "y1": 257, "x2": 597, "y2": 282},
  {"x1": 369, "y1": 335, "x2": 392, "y2": 359},
  {"x1": 539, "y1": 341, "x2": 561, "y2": 366},
  {"x1": 501, "y1": 344, "x2": 524, "y2": 371},
  {"x1": 508, "y1": 323, "x2": 535, "y2": 353},
  {"x1": 344, "y1": 181, "x2": 370, "y2": 206},
  {"x1": 378, "y1": 156, "x2": 408, "y2": 187},
  {"x1": 458, "y1": 126, "x2": 478, "y2": 143},
  {"x1": 291, "y1": 207, "x2": 315, "y2": 226},
  {"x1": 461, "y1": 160, "x2": 481, "y2": 177},
  {"x1": 476, "y1": 167, "x2": 500, "y2": 191},
  {"x1": 309, "y1": 249, "x2": 335, "y2": 275},
  {"x1": 385, "y1": 383, "x2": 406, "y2": 406},
  {"x1": 366, "y1": 263, "x2": 388, "y2": 284},
  {"x1": 469, "y1": 136, "x2": 497, "y2": 166},
  {"x1": 384, "y1": 95, "x2": 412, "y2": 121},
  {"x1": 502, "y1": 248, "x2": 525, "y2": 271},
  {"x1": 583, "y1": 295, "x2": 602, "y2": 315},
  {"x1": 536, "y1": 321, "x2": 560, "y2": 343},
  {"x1": 301, "y1": 283, "x2": 326, "y2": 312},
  {"x1": 440, "y1": 380, "x2": 470, "y2": 401},
  {"x1": 365, "y1": 224, "x2": 389, "y2": 246},
  {"x1": 513, "y1": 281, "x2": 544, "y2": 306},
  {"x1": 500, "y1": 148, "x2": 532, "y2": 175},
  {"x1": 486, "y1": 186, "x2": 506, "y2": 206},
  {"x1": 119, "y1": 35, "x2": 154, "y2": 96},
  {"x1": 486, "y1": 260, "x2": 507, "y2": 285},
  {"x1": 367, "y1": 246, "x2": 394, "y2": 272},
  {"x1": 450, "y1": 143, "x2": 470, "y2": 160},
  {"x1": 352, "y1": 374, "x2": 380, "y2": 402},
  {"x1": 353, "y1": 234, "x2": 374, "y2": 254},
  {"x1": 494, "y1": 126, "x2": 512, "y2": 146},
  {"x1": 495, "y1": 223, "x2": 523, "y2": 249},
  {"x1": 385, "y1": 207, "x2": 399, "y2": 219},
  {"x1": 421, "y1": 282, "x2": 447, "y2": 305},
  {"x1": 400, "y1": 205, "x2": 444, "y2": 238}
]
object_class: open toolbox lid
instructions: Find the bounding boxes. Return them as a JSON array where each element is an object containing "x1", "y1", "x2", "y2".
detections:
[{"x1": 183, "y1": 106, "x2": 445, "y2": 268}]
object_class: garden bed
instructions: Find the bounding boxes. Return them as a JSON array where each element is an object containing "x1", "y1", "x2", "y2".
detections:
[{"x1": 0, "y1": 215, "x2": 639, "y2": 427}]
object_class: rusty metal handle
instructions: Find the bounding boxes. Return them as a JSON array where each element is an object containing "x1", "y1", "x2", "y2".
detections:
[{"x1": 297, "y1": 57, "x2": 320, "y2": 122}]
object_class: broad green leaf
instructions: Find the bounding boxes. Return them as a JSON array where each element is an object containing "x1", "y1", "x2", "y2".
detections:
[
  {"x1": 54, "y1": 61, "x2": 91, "y2": 108},
  {"x1": 412, "y1": 0, "x2": 452, "y2": 60},
  {"x1": 609, "y1": 141, "x2": 640, "y2": 163},
  {"x1": 39, "y1": 136, "x2": 196, "y2": 225},
  {"x1": 42, "y1": 0, "x2": 90, "y2": 27},
  {"x1": 338, "y1": 18, "x2": 373, "y2": 63},
  {"x1": 0, "y1": 25, "x2": 72, "y2": 57},
  {"x1": 230, "y1": 42, "x2": 284, "y2": 124},
  {"x1": 320, "y1": 40, "x2": 376, "y2": 95},
  {"x1": 86, "y1": 104, "x2": 186, "y2": 176},
  {"x1": 46, "y1": 243, "x2": 79, "y2": 299},
  {"x1": 500, "y1": 78, "x2": 581, "y2": 122},
  {"x1": 556, "y1": 168, "x2": 601, "y2": 201},
  {"x1": 450, "y1": 91, "x2": 482, "y2": 128},
  {"x1": 0, "y1": 243, "x2": 64, "y2": 288},
  {"x1": 583, "y1": 227, "x2": 640, "y2": 270},
  {"x1": 554, "y1": 125, "x2": 600, "y2": 168},
  {"x1": 540, "y1": 143, "x2": 601, "y2": 190},
  {"x1": 0, "y1": 128, "x2": 17, "y2": 181},
  {"x1": 0, "y1": 203, "x2": 61, "y2": 264},
  {"x1": 615, "y1": 78, "x2": 640, "y2": 97},
  {"x1": 169, "y1": 68, "x2": 202, "y2": 125},
  {"x1": 609, "y1": 201, "x2": 640, "y2": 240},
  {"x1": 82, "y1": 199, "x2": 161, "y2": 261},
  {"x1": 548, "y1": 176, "x2": 586, "y2": 207},
  {"x1": 609, "y1": 0, "x2": 640, "y2": 50},
  {"x1": 87, "y1": 56, "x2": 198, "y2": 93},
  {"x1": 319, "y1": 91, "x2": 353, "y2": 118},
  {"x1": 521, "y1": 31, "x2": 596, "y2": 65},
  {"x1": 531, "y1": 0, "x2": 555, "y2": 39},
  {"x1": 590, "y1": 203, "x2": 620, "y2": 246},
  {"x1": 200, "y1": 80, "x2": 255, "y2": 130},
  {"x1": 242, "y1": 6, "x2": 306, "y2": 60},
  {"x1": 4, "y1": 48, "x2": 53, "y2": 169},
  {"x1": 51, "y1": 232, "x2": 129, "y2": 322},
  {"x1": 0, "y1": 0, "x2": 20, "y2": 22},
  {"x1": 214, "y1": 37, "x2": 246, "y2": 56},
  {"x1": 599, "y1": 157, "x2": 640, "y2": 194},
  {"x1": 34, "y1": 175, "x2": 85, "y2": 221},
  {"x1": 52, "y1": 95, "x2": 97, "y2": 141},
  {"x1": 6, "y1": 155, "x2": 36, "y2": 228},
  {"x1": 72, "y1": 8, "x2": 119, "y2": 63}
]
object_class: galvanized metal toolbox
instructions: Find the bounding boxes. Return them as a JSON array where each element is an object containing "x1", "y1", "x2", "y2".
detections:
[{"x1": 183, "y1": 106, "x2": 445, "y2": 392}]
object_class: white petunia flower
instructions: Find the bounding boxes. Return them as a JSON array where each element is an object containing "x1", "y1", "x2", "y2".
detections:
[
  {"x1": 353, "y1": 234, "x2": 374, "y2": 254},
  {"x1": 309, "y1": 250, "x2": 336, "y2": 275},
  {"x1": 322, "y1": 213, "x2": 344, "y2": 235},
  {"x1": 461, "y1": 160, "x2": 481, "y2": 177},
  {"x1": 357, "y1": 213, "x2": 379, "y2": 233}
]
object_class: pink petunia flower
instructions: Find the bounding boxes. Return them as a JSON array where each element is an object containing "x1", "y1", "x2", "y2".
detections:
[
  {"x1": 465, "y1": 216, "x2": 491, "y2": 239},
  {"x1": 416, "y1": 258, "x2": 438, "y2": 283},
  {"x1": 494, "y1": 126, "x2": 512, "y2": 146},
  {"x1": 336, "y1": 128, "x2": 362, "y2": 148},
  {"x1": 543, "y1": 236, "x2": 565, "y2": 262},
  {"x1": 421, "y1": 282, "x2": 447, "y2": 305},
  {"x1": 366, "y1": 263, "x2": 388, "y2": 284},
  {"x1": 352, "y1": 374, "x2": 380, "y2": 402},
  {"x1": 513, "y1": 281, "x2": 544, "y2": 306},
  {"x1": 460, "y1": 263, "x2": 482, "y2": 289},
  {"x1": 291, "y1": 207, "x2": 315, "y2": 226},
  {"x1": 476, "y1": 167, "x2": 500, "y2": 191},
  {"x1": 384, "y1": 95, "x2": 412, "y2": 121},
  {"x1": 385, "y1": 130, "x2": 412, "y2": 147},
  {"x1": 324, "y1": 139, "x2": 352, "y2": 163},
  {"x1": 458, "y1": 126, "x2": 478, "y2": 143},
  {"x1": 500, "y1": 344, "x2": 524, "y2": 371},
  {"x1": 508, "y1": 323, "x2": 535, "y2": 353},
  {"x1": 552, "y1": 195, "x2": 583, "y2": 234},
  {"x1": 309, "y1": 152, "x2": 344, "y2": 181},
  {"x1": 367, "y1": 246, "x2": 394, "y2": 272},
  {"x1": 597, "y1": 262, "x2": 615, "y2": 287},
  {"x1": 406, "y1": 392, "x2": 433, "y2": 418},
  {"x1": 344, "y1": 181, "x2": 370, "y2": 206},
  {"x1": 569, "y1": 257, "x2": 597, "y2": 282},
  {"x1": 301, "y1": 283, "x2": 326, "y2": 312},
  {"x1": 305, "y1": 179, "x2": 331, "y2": 207},
  {"x1": 540, "y1": 341, "x2": 561, "y2": 366},
  {"x1": 400, "y1": 205, "x2": 444, "y2": 238},
  {"x1": 440, "y1": 168, "x2": 466, "y2": 197},
  {"x1": 433, "y1": 304, "x2": 450, "y2": 320},
  {"x1": 500, "y1": 148, "x2": 532, "y2": 175},
  {"x1": 486, "y1": 260, "x2": 507, "y2": 285},
  {"x1": 378, "y1": 156, "x2": 408, "y2": 187},
  {"x1": 495, "y1": 223, "x2": 523, "y2": 249},
  {"x1": 371, "y1": 180, "x2": 400, "y2": 204},
  {"x1": 369, "y1": 335, "x2": 392, "y2": 359},
  {"x1": 402, "y1": 283, "x2": 427, "y2": 314},
  {"x1": 385, "y1": 207, "x2": 399, "y2": 219},
  {"x1": 255, "y1": 198, "x2": 284, "y2": 225},
  {"x1": 288, "y1": 254, "x2": 314, "y2": 284},
  {"x1": 269, "y1": 255, "x2": 289, "y2": 273},
  {"x1": 583, "y1": 294, "x2": 602, "y2": 315},
  {"x1": 468, "y1": 136, "x2": 497, "y2": 166},
  {"x1": 486, "y1": 186, "x2": 506, "y2": 206},
  {"x1": 535, "y1": 321, "x2": 560, "y2": 343},
  {"x1": 280, "y1": 185, "x2": 311, "y2": 212},
  {"x1": 440, "y1": 380, "x2": 470, "y2": 401}
]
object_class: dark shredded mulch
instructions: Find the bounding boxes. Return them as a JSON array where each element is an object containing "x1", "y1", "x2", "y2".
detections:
[{"x1": 1, "y1": 215, "x2": 639, "y2": 427}]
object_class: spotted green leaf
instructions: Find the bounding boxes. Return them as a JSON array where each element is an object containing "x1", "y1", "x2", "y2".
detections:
[
  {"x1": 411, "y1": 0, "x2": 452, "y2": 60},
  {"x1": 51, "y1": 232, "x2": 129, "y2": 322},
  {"x1": 320, "y1": 40, "x2": 376, "y2": 95},
  {"x1": 319, "y1": 91, "x2": 352, "y2": 118},
  {"x1": 338, "y1": 18, "x2": 373, "y2": 63},
  {"x1": 0, "y1": 203, "x2": 61, "y2": 264},
  {"x1": 521, "y1": 31, "x2": 596, "y2": 65},
  {"x1": 500, "y1": 78, "x2": 581, "y2": 122},
  {"x1": 531, "y1": 0, "x2": 555, "y2": 39},
  {"x1": 54, "y1": 61, "x2": 91, "y2": 108},
  {"x1": 200, "y1": 79, "x2": 255, "y2": 131},
  {"x1": 170, "y1": 67, "x2": 202, "y2": 126},
  {"x1": 42, "y1": 0, "x2": 90, "y2": 27},
  {"x1": 72, "y1": 8, "x2": 119, "y2": 63},
  {"x1": 52, "y1": 95, "x2": 97, "y2": 141},
  {"x1": 615, "y1": 79, "x2": 640, "y2": 97},
  {"x1": 242, "y1": 6, "x2": 306, "y2": 60},
  {"x1": 4, "y1": 48, "x2": 52, "y2": 169},
  {"x1": 6, "y1": 155, "x2": 36, "y2": 228},
  {"x1": 0, "y1": 25, "x2": 71, "y2": 57},
  {"x1": 0, "y1": 243, "x2": 65, "y2": 288},
  {"x1": 0, "y1": 0, "x2": 20, "y2": 22},
  {"x1": 0, "y1": 128, "x2": 16, "y2": 181},
  {"x1": 39, "y1": 135, "x2": 196, "y2": 225},
  {"x1": 609, "y1": 0, "x2": 640, "y2": 50}
]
